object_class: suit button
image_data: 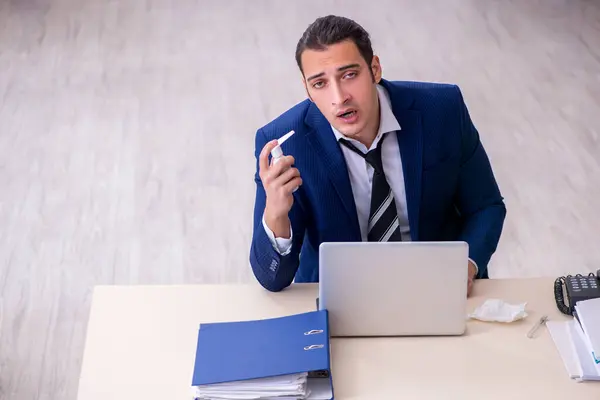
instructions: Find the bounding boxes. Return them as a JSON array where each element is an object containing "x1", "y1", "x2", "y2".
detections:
[{"x1": 270, "y1": 259, "x2": 278, "y2": 271}]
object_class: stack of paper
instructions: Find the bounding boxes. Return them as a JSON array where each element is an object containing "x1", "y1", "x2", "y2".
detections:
[
  {"x1": 547, "y1": 297, "x2": 600, "y2": 381},
  {"x1": 574, "y1": 297, "x2": 600, "y2": 368},
  {"x1": 192, "y1": 372, "x2": 310, "y2": 399}
]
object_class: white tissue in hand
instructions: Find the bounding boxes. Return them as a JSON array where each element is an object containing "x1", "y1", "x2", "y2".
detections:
[{"x1": 468, "y1": 299, "x2": 528, "y2": 322}]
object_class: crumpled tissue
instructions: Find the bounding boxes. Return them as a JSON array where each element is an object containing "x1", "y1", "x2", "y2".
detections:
[{"x1": 468, "y1": 299, "x2": 528, "y2": 323}]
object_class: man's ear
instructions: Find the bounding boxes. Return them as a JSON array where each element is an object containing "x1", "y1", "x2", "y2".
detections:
[{"x1": 371, "y1": 55, "x2": 382, "y2": 83}]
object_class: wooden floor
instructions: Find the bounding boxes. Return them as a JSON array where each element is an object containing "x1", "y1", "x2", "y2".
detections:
[{"x1": 0, "y1": 0, "x2": 599, "y2": 398}]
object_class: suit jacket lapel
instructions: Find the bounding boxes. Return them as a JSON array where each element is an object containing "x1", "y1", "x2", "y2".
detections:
[
  {"x1": 380, "y1": 79, "x2": 423, "y2": 240},
  {"x1": 304, "y1": 103, "x2": 361, "y2": 239}
]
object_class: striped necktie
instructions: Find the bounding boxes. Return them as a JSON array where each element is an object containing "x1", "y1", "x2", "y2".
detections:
[{"x1": 339, "y1": 134, "x2": 402, "y2": 242}]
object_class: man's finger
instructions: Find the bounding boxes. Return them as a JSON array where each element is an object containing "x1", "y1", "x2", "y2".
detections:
[
  {"x1": 259, "y1": 140, "x2": 280, "y2": 173},
  {"x1": 272, "y1": 166, "x2": 299, "y2": 186},
  {"x1": 283, "y1": 177, "x2": 302, "y2": 193}
]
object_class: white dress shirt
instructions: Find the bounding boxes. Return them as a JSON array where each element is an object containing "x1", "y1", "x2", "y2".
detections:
[{"x1": 262, "y1": 84, "x2": 411, "y2": 253}]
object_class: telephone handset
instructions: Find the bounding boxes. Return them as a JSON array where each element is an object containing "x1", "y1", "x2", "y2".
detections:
[{"x1": 554, "y1": 269, "x2": 600, "y2": 315}]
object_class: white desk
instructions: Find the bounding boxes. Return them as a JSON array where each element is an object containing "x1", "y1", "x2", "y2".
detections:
[{"x1": 77, "y1": 278, "x2": 599, "y2": 399}]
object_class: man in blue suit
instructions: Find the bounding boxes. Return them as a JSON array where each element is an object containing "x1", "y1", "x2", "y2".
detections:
[{"x1": 249, "y1": 15, "x2": 506, "y2": 294}]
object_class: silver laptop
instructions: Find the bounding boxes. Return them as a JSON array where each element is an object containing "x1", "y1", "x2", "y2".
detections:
[{"x1": 318, "y1": 241, "x2": 469, "y2": 337}]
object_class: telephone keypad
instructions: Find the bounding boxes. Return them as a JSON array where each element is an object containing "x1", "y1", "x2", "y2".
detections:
[{"x1": 567, "y1": 275, "x2": 599, "y2": 294}]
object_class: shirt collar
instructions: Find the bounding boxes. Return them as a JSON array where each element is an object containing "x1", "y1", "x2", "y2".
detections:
[{"x1": 331, "y1": 84, "x2": 401, "y2": 151}]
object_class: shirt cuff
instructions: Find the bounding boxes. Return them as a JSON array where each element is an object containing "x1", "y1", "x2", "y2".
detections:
[
  {"x1": 262, "y1": 215, "x2": 293, "y2": 256},
  {"x1": 468, "y1": 258, "x2": 479, "y2": 277}
]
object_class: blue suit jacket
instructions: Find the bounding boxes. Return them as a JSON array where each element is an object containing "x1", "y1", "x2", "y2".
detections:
[{"x1": 250, "y1": 79, "x2": 506, "y2": 292}]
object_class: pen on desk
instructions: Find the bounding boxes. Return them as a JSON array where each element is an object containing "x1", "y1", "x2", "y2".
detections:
[{"x1": 527, "y1": 315, "x2": 548, "y2": 338}]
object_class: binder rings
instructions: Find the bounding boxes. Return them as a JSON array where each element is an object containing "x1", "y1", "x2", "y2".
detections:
[{"x1": 191, "y1": 310, "x2": 334, "y2": 399}]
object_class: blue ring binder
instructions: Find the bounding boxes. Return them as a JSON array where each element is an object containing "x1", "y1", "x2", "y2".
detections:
[{"x1": 191, "y1": 310, "x2": 334, "y2": 400}]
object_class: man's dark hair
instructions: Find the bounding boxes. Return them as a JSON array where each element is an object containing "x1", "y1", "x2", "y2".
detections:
[{"x1": 295, "y1": 15, "x2": 374, "y2": 76}]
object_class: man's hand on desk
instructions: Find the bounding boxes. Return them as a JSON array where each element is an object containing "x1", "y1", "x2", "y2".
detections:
[{"x1": 467, "y1": 260, "x2": 477, "y2": 297}]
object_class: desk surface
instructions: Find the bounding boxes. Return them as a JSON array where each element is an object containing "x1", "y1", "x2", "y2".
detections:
[{"x1": 77, "y1": 278, "x2": 599, "y2": 399}]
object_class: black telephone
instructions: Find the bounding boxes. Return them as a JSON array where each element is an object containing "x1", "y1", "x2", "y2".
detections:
[{"x1": 554, "y1": 269, "x2": 600, "y2": 315}]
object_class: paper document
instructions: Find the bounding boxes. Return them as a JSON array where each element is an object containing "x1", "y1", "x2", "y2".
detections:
[
  {"x1": 574, "y1": 297, "x2": 600, "y2": 369},
  {"x1": 192, "y1": 372, "x2": 332, "y2": 399},
  {"x1": 547, "y1": 321, "x2": 581, "y2": 379},
  {"x1": 571, "y1": 321, "x2": 600, "y2": 380},
  {"x1": 547, "y1": 319, "x2": 600, "y2": 381},
  {"x1": 192, "y1": 372, "x2": 307, "y2": 399}
]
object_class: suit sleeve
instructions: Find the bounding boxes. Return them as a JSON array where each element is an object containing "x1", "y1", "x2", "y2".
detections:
[
  {"x1": 249, "y1": 128, "x2": 307, "y2": 291},
  {"x1": 453, "y1": 86, "x2": 507, "y2": 278}
]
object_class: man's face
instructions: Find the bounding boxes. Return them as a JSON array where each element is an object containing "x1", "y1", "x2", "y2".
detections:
[{"x1": 300, "y1": 40, "x2": 382, "y2": 142}]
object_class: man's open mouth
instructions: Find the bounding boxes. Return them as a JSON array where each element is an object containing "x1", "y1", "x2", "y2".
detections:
[{"x1": 338, "y1": 110, "x2": 356, "y2": 118}]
